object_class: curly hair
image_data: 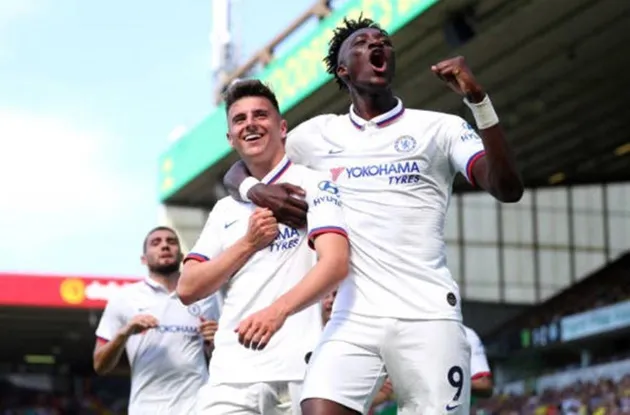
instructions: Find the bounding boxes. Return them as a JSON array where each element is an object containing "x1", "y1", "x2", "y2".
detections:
[{"x1": 323, "y1": 14, "x2": 388, "y2": 89}]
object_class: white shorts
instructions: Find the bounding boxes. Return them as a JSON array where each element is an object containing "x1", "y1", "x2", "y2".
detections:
[
  {"x1": 301, "y1": 313, "x2": 471, "y2": 415},
  {"x1": 196, "y1": 381, "x2": 302, "y2": 415}
]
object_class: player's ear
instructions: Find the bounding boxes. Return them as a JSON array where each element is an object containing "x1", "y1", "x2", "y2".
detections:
[
  {"x1": 280, "y1": 119, "x2": 288, "y2": 140},
  {"x1": 226, "y1": 131, "x2": 235, "y2": 148},
  {"x1": 140, "y1": 254, "x2": 148, "y2": 266},
  {"x1": 337, "y1": 65, "x2": 348, "y2": 79}
]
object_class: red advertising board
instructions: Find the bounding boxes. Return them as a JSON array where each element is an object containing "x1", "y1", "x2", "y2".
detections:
[{"x1": 0, "y1": 273, "x2": 141, "y2": 309}]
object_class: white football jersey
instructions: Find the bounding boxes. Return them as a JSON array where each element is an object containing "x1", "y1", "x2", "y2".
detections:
[
  {"x1": 186, "y1": 155, "x2": 348, "y2": 384},
  {"x1": 284, "y1": 98, "x2": 485, "y2": 320},
  {"x1": 95, "y1": 277, "x2": 221, "y2": 415},
  {"x1": 464, "y1": 326, "x2": 491, "y2": 379}
]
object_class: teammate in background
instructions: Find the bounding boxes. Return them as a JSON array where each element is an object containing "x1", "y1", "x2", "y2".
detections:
[
  {"x1": 223, "y1": 15, "x2": 522, "y2": 415},
  {"x1": 177, "y1": 80, "x2": 350, "y2": 415},
  {"x1": 465, "y1": 325, "x2": 494, "y2": 398},
  {"x1": 92, "y1": 226, "x2": 219, "y2": 415}
]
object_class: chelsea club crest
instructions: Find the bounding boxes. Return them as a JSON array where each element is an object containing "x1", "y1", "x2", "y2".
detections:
[
  {"x1": 394, "y1": 135, "x2": 417, "y2": 153},
  {"x1": 188, "y1": 303, "x2": 201, "y2": 317}
]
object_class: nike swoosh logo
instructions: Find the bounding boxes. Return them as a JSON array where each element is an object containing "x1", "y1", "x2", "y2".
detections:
[
  {"x1": 224, "y1": 220, "x2": 238, "y2": 229},
  {"x1": 328, "y1": 148, "x2": 344, "y2": 154},
  {"x1": 445, "y1": 403, "x2": 461, "y2": 411}
]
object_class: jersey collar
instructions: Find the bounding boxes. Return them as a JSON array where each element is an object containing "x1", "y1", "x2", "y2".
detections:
[
  {"x1": 261, "y1": 155, "x2": 292, "y2": 185},
  {"x1": 144, "y1": 276, "x2": 177, "y2": 297},
  {"x1": 348, "y1": 98, "x2": 405, "y2": 130}
]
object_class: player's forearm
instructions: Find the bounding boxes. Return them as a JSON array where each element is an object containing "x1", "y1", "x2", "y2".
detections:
[
  {"x1": 93, "y1": 331, "x2": 129, "y2": 375},
  {"x1": 178, "y1": 238, "x2": 257, "y2": 304},
  {"x1": 466, "y1": 94, "x2": 523, "y2": 203},
  {"x1": 477, "y1": 124, "x2": 523, "y2": 202},
  {"x1": 371, "y1": 391, "x2": 390, "y2": 407},
  {"x1": 471, "y1": 378, "x2": 494, "y2": 398},
  {"x1": 273, "y1": 250, "x2": 349, "y2": 317},
  {"x1": 204, "y1": 341, "x2": 214, "y2": 360},
  {"x1": 223, "y1": 160, "x2": 251, "y2": 202}
]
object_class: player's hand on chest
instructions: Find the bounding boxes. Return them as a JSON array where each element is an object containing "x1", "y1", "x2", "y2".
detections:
[{"x1": 221, "y1": 206, "x2": 304, "y2": 254}]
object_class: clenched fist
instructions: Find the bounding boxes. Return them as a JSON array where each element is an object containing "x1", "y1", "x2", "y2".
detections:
[
  {"x1": 431, "y1": 56, "x2": 485, "y2": 102},
  {"x1": 199, "y1": 318, "x2": 218, "y2": 343},
  {"x1": 121, "y1": 314, "x2": 158, "y2": 337},
  {"x1": 245, "y1": 208, "x2": 279, "y2": 251}
]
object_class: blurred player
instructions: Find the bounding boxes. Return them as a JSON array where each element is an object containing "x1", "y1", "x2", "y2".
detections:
[
  {"x1": 223, "y1": 15, "x2": 522, "y2": 415},
  {"x1": 465, "y1": 325, "x2": 494, "y2": 399},
  {"x1": 177, "y1": 80, "x2": 350, "y2": 415},
  {"x1": 92, "y1": 226, "x2": 220, "y2": 415}
]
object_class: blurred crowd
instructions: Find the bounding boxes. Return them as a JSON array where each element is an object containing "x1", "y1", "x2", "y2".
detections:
[
  {"x1": 474, "y1": 375, "x2": 630, "y2": 415},
  {"x1": 4, "y1": 375, "x2": 630, "y2": 414},
  {"x1": 0, "y1": 381, "x2": 127, "y2": 415}
]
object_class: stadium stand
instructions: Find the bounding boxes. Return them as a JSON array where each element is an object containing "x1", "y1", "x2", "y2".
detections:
[
  {"x1": 0, "y1": 376, "x2": 129, "y2": 414},
  {"x1": 474, "y1": 374, "x2": 630, "y2": 414}
]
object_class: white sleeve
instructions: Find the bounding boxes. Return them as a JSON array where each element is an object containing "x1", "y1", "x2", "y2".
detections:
[
  {"x1": 200, "y1": 293, "x2": 223, "y2": 321},
  {"x1": 302, "y1": 171, "x2": 349, "y2": 249},
  {"x1": 95, "y1": 293, "x2": 127, "y2": 342},
  {"x1": 466, "y1": 327, "x2": 491, "y2": 378},
  {"x1": 184, "y1": 206, "x2": 224, "y2": 263},
  {"x1": 445, "y1": 116, "x2": 486, "y2": 185}
]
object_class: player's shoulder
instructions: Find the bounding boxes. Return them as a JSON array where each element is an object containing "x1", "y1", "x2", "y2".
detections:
[
  {"x1": 106, "y1": 280, "x2": 145, "y2": 307},
  {"x1": 290, "y1": 164, "x2": 333, "y2": 188},
  {"x1": 290, "y1": 164, "x2": 328, "y2": 180},
  {"x1": 288, "y1": 114, "x2": 346, "y2": 144},
  {"x1": 210, "y1": 196, "x2": 241, "y2": 216},
  {"x1": 405, "y1": 108, "x2": 464, "y2": 127},
  {"x1": 292, "y1": 113, "x2": 341, "y2": 134}
]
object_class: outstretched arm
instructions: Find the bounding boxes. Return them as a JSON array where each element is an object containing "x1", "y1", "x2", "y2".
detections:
[
  {"x1": 467, "y1": 105, "x2": 523, "y2": 203},
  {"x1": 432, "y1": 56, "x2": 523, "y2": 203}
]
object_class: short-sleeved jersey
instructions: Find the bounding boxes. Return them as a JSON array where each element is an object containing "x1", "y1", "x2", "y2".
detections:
[
  {"x1": 284, "y1": 99, "x2": 485, "y2": 320},
  {"x1": 95, "y1": 277, "x2": 220, "y2": 415},
  {"x1": 464, "y1": 326, "x2": 491, "y2": 379},
  {"x1": 186, "y1": 155, "x2": 348, "y2": 384}
]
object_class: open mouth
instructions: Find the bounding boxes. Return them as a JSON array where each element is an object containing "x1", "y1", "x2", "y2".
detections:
[
  {"x1": 369, "y1": 49, "x2": 387, "y2": 72},
  {"x1": 243, "y1": 133, "x2": 262, "y2": 142}
]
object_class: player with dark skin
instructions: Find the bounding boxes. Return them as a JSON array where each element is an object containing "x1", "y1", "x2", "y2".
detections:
[
  {"x1": 224, "y1": 16, "x2": 522, "y2": 415},
  {"x1": 224, "y1": 17, "x2": 523, "y2": 231}
]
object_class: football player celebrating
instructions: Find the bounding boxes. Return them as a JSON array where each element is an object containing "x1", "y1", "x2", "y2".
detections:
[{"x1": 223, "y1": 16, "x2": 521, "y2": 415}]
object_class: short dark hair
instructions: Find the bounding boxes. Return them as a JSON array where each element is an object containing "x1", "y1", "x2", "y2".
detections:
[
  {"x1": 323, "y1": 15, "x2": 387, "y2": 90},
  {"x1": 223, "y1": 79, "x2": 280, "y2": 113},
  {"x1": 143, "y1": 226, "x2": 178, "y2": 253}
]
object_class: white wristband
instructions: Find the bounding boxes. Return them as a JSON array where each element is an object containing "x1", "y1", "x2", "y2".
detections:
[
  {"x1": 239, "y1": 177, "x2": 260, "y2": 202},
  {"x1": 464, "y1": 95, "x2": 499, "y2": 130}
]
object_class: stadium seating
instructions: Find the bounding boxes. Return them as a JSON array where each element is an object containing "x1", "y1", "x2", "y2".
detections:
[{"x1": 474, "y1": 374, "x2": 630, "y2": 415}]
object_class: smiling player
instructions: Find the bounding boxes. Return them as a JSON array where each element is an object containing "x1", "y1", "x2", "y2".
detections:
[{"x1": 177, "y1": 80, "x2": 350, "y2": 415}]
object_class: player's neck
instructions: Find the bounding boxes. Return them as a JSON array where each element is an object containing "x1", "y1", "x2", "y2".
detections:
[
  {"x1": 350, "y1": 89, "x2": 397, "y2": 121},
  {"x1": 149, "y1": 272, "x2": 179, "y2": 292},
  {"x1": 245, "y1": 151, "x2": 286, "y2": 181}
]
